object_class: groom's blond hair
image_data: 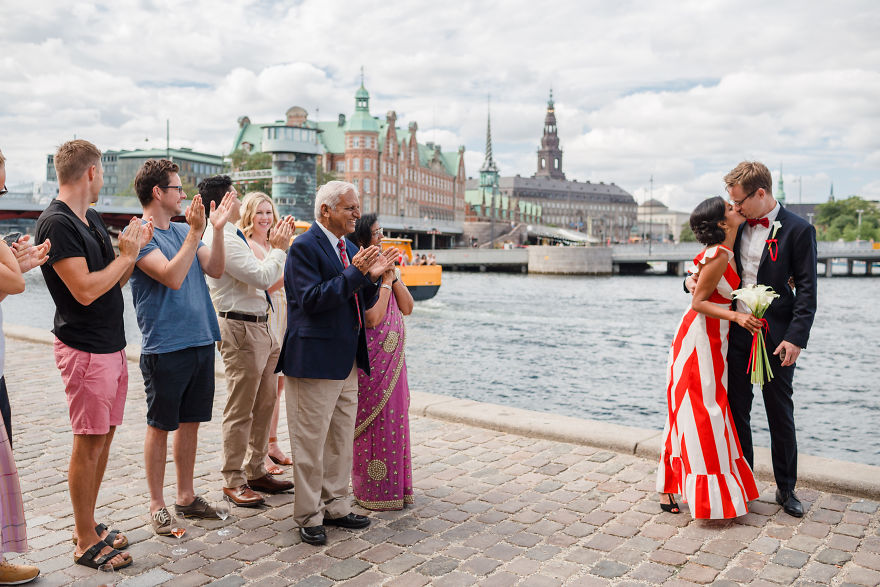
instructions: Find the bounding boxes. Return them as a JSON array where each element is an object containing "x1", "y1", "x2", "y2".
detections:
[{"x1": 724, "y1": 161, "x2": 772, "y2": 197}]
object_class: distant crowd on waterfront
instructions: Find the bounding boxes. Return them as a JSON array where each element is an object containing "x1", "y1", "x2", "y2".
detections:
[
  {"x1": 0, "y1": 140, "x2": 413, "y2": 579},
  {"x1": 0, "y1": 143, "x2": 818, "y2": 583}
]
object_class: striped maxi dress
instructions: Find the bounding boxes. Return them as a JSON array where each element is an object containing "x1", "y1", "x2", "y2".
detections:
[
  {"x1": 0, "y1": 410, "x2": 27, "y2": 555},
  {"x1": 656, "y1": 244, "x2": 759, "y2": 519}
]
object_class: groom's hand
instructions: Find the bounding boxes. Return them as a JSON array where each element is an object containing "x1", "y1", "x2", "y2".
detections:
[{"x1": 774, "y1": 340, "x2": 801, "y2": 367}]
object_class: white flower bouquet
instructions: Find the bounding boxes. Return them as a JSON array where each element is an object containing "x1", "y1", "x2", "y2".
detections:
[{"x1": 731, "y1": 284, "x2": 780, "y2": 384}]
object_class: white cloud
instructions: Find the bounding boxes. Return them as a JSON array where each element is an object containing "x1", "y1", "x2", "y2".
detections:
[{"x1": 1, "y1": 0, "x2": 877, "y2": 212}]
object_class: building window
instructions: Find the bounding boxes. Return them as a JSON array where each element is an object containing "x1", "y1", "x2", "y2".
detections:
[
  {"x1": 353, "y1": 136, "x2": 361, "y2": 148},
  {"x1": 336, "y1": 161, "x2": 345, "y2": 172}
]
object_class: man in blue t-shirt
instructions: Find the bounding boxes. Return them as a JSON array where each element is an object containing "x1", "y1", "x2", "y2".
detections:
[{"x1": 129, "y1": 159, "x2": 235, "y2": 535}]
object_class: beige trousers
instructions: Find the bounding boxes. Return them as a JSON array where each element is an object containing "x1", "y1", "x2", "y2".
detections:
[
  {"x1": 217, "y1": 317, "x2": 280, "y2": 488},
  {"x1": 285, "y1": 363, "x2": 358, "y2": 527}
]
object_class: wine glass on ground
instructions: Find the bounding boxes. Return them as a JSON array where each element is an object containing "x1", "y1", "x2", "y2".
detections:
[
  {"x1": 97, "y1": 562, "x2": 116, "y2": 586},
  {"x1": 170, "y1": 513, "x2": 188, "y2": 556},
  {"x1": 215, "y1": 498, "x2": 231, "y2": 536}
]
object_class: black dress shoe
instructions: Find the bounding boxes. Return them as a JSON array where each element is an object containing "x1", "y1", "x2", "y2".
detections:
[
  {"x1": 776, "y1": 488, "x2": 805, "y2": 517},
  {"x1": 323, "y1": 513, "x2": 371, "y2": 529},
  {"x1": 299, "y1": 525, "x2": 326, "y2": 545}
]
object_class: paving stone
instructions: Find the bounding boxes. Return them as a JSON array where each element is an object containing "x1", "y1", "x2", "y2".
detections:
[
  {"x1": 120, "y1": 568, "x2": 175, "y2": 586},
  {"x1": 842, "y1": 566, "x2": 880, "y2": 586},
  {"x1": 649, "y1": 548, "x2": 688, "y2": 566},
  {"x1": 750, "y1": 536, "x2": 781, "y2": 554},
  {"x1": 816, "y1": 548, "x2": 853, "y2": 565},
  {"x1": 801, "y1": 561, "x2": 841, "y2": 583},
  {"x1": 378, "y1": 553, "x2": 426, "y2": 575},
  {"x1": 773, "y1": 547, "x2": 810, "y2": 568},
  {"x1": 591, "y1": 559, "x2": 629, "y2": 578},
  {"x1": 322, "y1": 558, "x2": 371, "y2": 581},
  {"x1": 677, "y1": 562, "x2": 719, "y2": 584},
  {"x1": 630, "y1": 561, "x2": 675, "y2": 582},
  {"x1": 416, "y1": 555, "x2": 459, "y2": 577}
]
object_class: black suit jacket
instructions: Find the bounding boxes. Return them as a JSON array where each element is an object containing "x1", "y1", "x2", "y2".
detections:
[
  {"x1": 732, "y1": 206, "x2": 818, "y2": 349},
  {"x1": 275, "y1": 223, "x2": 378, "y2": 380}
]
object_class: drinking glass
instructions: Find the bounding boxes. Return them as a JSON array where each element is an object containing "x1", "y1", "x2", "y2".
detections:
[
  {"x1": 215, "y1": 498, "x2": 231, "y2": 536},
  {"x1": 97, "y1": 561, "x2": 116, "y2": 585},
  {"x1": 170, "y1": 513, "x2": 188, "y2": 556}
]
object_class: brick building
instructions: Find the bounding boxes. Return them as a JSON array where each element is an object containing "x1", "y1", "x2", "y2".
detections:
[{"x1": 232, "y1": 82, "x2": 467, "y2": 248}]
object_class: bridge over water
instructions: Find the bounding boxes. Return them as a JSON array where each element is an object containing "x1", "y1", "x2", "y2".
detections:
[{"x1": 416, "y1": 242, "x2": 880, "y2": 277}]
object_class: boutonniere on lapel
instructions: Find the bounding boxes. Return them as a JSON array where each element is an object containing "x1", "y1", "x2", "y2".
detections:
[{"x1": 766, "y1": 220, "x2": 782, "y2": 261}]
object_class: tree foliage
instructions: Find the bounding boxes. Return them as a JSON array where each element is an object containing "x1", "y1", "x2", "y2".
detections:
[
  {"x1": 679, "y1": 221, "x2": 696, "y2": 242},
  {"x1": 228, "y1": 148, "x2": 272, "y2": 194},
  {"x1": 316, "y1": 162, "x2": 337, "y2": 187},
  {"x1": 813, "y1": 196, "x2": 879, "y2": 241}
]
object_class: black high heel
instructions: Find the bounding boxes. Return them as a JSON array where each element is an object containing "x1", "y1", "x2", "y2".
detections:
[{"x1": 660, "y1": 493, "x2": 680, "y2": 514}]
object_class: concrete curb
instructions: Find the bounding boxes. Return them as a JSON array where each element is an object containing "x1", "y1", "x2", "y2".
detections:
[{"x1": 7, "y1": 323, "x2": 879, "y2": 500}]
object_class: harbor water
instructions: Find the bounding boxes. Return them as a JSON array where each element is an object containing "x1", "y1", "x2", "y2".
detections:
[{"x1": 6, "y1": 269, "x2": 879, "y2": 466}]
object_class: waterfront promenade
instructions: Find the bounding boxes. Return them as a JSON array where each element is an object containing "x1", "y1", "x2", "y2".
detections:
[{"x1": 3, "y1": 333, "x2": 880, "y2": 586}]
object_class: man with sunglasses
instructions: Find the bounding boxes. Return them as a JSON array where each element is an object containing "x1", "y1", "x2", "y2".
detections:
[
  {"x1": 723, "y1": 161, "x2": 817, "y2": 517},
  {"x1": 199, "y1": 175, "x2": 297, "y2": 507},
  {"x1": 35, "y1": 140, "x2": 153, "y2": 570}
]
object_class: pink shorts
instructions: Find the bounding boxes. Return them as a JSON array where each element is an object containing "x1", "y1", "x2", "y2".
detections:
[{"x1": 54, "y1": 338, "x2": 128, "y2": 435}]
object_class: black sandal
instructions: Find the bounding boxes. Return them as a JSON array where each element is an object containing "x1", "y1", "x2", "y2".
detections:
[
  {"x1": 73, "y1": 541, "x2": 133, "y2": 570},
  {"x1": 660, "y1": 493, "x2": 680, "y2": 514},
  {"x1": 71, "y1": 523, "x2": 129, "y2": 549}
]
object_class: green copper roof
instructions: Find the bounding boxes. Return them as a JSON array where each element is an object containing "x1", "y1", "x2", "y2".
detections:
[{"x1": 117, "y1": 147, "x2": 223, "y2": 165}]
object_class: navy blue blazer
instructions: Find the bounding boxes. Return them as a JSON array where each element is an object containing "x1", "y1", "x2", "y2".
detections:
[
  {"x1": 733, "y1": 206, "x2": 818, "y2": 349},
  {"x1": 276, "y1": 223, "x2": 378, "y2": 379}
]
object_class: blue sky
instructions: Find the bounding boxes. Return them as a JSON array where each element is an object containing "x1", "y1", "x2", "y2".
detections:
[{"x1": 2, "y1": 0, "x2": 878, "y2": 211}]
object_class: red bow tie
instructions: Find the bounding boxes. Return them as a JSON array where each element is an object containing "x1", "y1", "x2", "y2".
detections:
[{"x1": 747, "y1": 217, "x2": 770, "y2": 228}]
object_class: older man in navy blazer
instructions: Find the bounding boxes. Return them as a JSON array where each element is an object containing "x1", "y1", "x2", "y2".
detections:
[
  {"x1": 725, "y1": 161, "x2": 817, "y2": 518},
  {"x1": 277, "y1": 181, "x2": 396, "y2": 545}
]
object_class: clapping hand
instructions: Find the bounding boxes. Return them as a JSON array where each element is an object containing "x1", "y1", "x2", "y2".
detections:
[
  {"x1": 269, "y1": 216, "x2": 295, "y2": 250},
  {"x1": 366, "y1": 247, "x2": 399, "y2": 281},
  {"x1": 11, "y1": 235, "x2": 51, "y2": 273},
  {"x1": 351, "y1": 245, "x2": 380, "y2": 275},
  {"x1": 119, "y1": 216, "x2": 153, "y2": 259},
  {"x1": 186, "y1": 195, "x2": 207, "y2": 232},
  {"x1": 209, "y1": 191, "x2": 237, "y2": 230}
]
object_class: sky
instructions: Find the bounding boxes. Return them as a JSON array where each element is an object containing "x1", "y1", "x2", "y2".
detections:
[{"x1": 2, "y1": 0, "x2": 878, "y2": 211}]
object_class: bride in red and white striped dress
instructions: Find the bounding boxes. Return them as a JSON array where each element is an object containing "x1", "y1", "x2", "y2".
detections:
[{"x1": 657, "y1": 196, "x2": 762, "y2": 519}]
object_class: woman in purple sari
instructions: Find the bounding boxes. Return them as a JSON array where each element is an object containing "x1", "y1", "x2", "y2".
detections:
[{"x1": 349, "y1": 214, "x2": 415, "y2": 510}]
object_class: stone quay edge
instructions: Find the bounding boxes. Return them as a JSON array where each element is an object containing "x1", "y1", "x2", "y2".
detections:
[{"x1": 6, "y1": 322, "x2": 878, "y2": 500}]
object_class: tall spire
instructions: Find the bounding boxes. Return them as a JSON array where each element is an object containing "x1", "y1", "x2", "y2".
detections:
[
  {"x1": 535, "y1": 88, "x2": 565, "y2": 179},
  {"x1": 480, "y1": 95, "x2": 498, "y2": 173}
]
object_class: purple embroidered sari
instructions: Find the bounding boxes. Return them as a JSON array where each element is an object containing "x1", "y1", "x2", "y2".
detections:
[{"x1": 353, "y1": 295, "x2": 413, "y2": 510}]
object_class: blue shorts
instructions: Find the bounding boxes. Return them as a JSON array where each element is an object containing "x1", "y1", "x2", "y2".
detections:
[{"x1": 140, "y1": 344, "x2": 215, "y2": 431}]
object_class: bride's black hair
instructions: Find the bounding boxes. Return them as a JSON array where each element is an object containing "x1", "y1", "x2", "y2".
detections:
[{"x1": 690, "y1": 196, "x2": 727, "y2": 245}]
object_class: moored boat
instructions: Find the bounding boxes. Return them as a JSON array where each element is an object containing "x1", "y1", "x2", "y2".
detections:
[{"x1": 381, "y1": 237, "x2": 441, "y2": 301}]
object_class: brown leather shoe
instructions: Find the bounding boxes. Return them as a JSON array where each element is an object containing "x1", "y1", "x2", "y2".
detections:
[
  {"x1": 223, "y1": 484, "x2": 265, "y2": 507},
  {"x1": 248, "y1": 474, "x2": 294, "y2": 494}
]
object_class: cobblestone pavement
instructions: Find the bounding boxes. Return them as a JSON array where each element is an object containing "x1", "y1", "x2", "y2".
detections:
[{"x1": 4, "y1": 339, "x2": 880, "y2": 586}]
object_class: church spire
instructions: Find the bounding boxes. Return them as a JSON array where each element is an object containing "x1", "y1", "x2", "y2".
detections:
[
  {"x1": 480, "y1": 96, "x2": 498, "y2": 173},
  {"x1": 535, "y1": 89, "x2": 565, "y2": 180}
]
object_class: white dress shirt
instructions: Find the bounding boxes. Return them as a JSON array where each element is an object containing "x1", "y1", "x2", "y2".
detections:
[
  {"x1": 203, "y1": 223, "x2": 286, "y2": 315},
  {"x1": 737, "y1": 201, "x2": 780, "y2": 313},
  {"x1": 316, "y1": 220, "x2": 347, "y2": 265}
]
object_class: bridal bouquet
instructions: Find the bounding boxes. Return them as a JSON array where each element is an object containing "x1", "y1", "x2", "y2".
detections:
[{"x1": 731, "y1": 284, "x2": 780, "y2": 384}]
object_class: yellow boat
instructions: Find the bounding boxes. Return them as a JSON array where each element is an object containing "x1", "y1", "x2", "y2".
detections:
[
  {"x1": 291, "y1": 223, "x2": 441, "y2": 301},
  {"x1": 381, "y1": 237, "x2": 442, "y2": 301}
]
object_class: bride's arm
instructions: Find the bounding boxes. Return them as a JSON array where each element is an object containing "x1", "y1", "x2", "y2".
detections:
[{"x1": 691, "y1": 254, "x2": 762, "y2": 333}]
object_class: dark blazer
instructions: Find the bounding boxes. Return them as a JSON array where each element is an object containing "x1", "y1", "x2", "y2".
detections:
[
  {"x1": 276, "y1": 223, "x2": 378, "y2": 380},
  {"x1": 733, "y1": 205, "x2": 818, "y2": 349}
]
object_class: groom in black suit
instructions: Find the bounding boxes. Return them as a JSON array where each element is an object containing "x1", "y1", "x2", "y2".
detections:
[{"x1": 725, "y1": 161, "x2": 817, "y2": 517}]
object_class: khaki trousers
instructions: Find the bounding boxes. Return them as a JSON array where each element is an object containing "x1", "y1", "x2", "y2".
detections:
[
  {"x1": 285, "y1": 363, "x2": 358, "y2": 527},
  {"x1": 217, "y1": 317, "x2": 280, "y2": 488}
]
